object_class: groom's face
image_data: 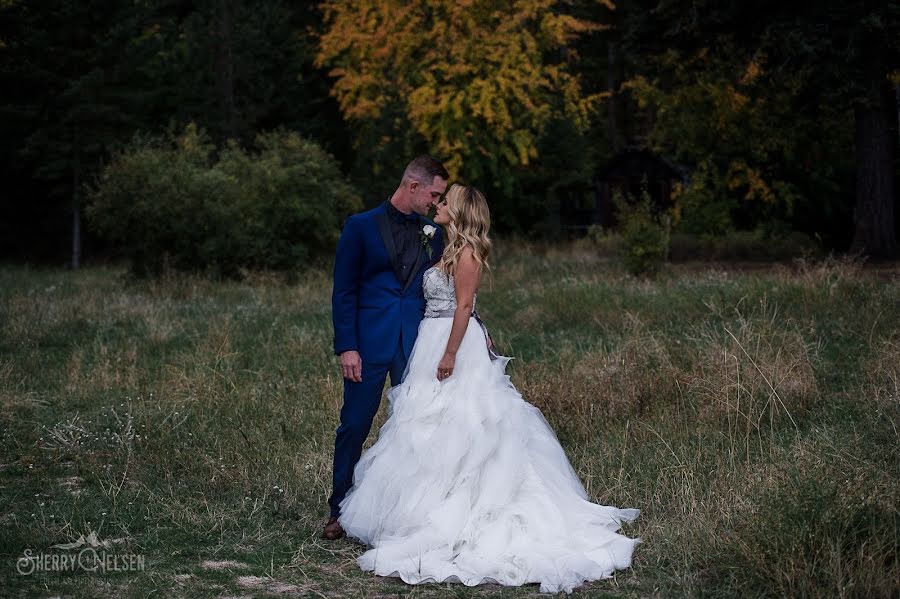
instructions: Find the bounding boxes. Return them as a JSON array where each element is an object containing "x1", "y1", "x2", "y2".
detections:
[{"x1": 411, "y1": 176, "x2": 448, "y2": 216}]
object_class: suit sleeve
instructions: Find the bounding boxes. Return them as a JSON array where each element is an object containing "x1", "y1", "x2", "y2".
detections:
[{"x1": 332, "y1": 216, "x2": 363, "y2": 355}]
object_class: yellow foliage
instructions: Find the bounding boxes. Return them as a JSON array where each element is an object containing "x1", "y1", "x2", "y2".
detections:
[
  {"x1": 728, "y1": 161, "x2": 776, "y2": 204},
  {"x1": 670, "y1": 181, "x2": 684, "y2": 224},
  {"x1": 740, "y1": 55, "x2": 765, "y2": 85},
  {"x1": 316, "y1": 0, "x2": 605, "y2": 183},
  {"x1": 724, "y1": 85, "x2": 749, "y2": 112},
  {"x1": 620, "y1": 76, "x2": 655, "y2": 109}
]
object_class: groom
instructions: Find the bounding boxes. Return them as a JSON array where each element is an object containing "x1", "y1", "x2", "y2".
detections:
[{"x1": 323, "y1": 155, "x2": 449, "y2": 540}]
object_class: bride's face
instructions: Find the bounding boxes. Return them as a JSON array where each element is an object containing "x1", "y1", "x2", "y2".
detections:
[{"x1": 433, "y1": 193, "x2": 451, "y2": 226}]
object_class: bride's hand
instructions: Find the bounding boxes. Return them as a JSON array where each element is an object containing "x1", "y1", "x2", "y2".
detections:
[{"x1": 437, "y1": 352, "x2": 455, "y2": 381}]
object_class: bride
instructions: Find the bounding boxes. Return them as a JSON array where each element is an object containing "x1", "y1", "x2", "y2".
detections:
[{"x1": 338, "y1": 184, "x2": 640, "y2": 594}]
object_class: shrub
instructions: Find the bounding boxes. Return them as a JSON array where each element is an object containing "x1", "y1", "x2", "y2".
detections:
[
  {"x1": 87, "y1": 124, "x2": 362, "y2": 278},
  {"x1": 672, "y1": 161, "x2": 734, "y2": 237},
  {"x1": 613, "y1": 188, "x2": 670, "y2": 276},
  {"x1": 585, "y1": 224, "x2": 624, "y2": 258}
]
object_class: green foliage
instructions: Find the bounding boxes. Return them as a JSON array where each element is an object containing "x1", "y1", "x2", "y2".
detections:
[
  {"x1": 0, "y1": 0, "x2": 347, "y2": 263},
  {"x1": 613, "y1": 188, "x2": 669, "y2": 276},
  {"x1": 86, "y1": 124, "x2": 361, "y2": 278},
  {"x1": 1, "y1": 0, "x2": 894, "y2": 259},
  {"x1": 132, "y1": 0, "x2": 337, "y2": 146},
  {"x1": 316, "y1": 0, "x2": 605, "y2": 206},
  {"x1": 624, "y1": 52, "x2": 821, "y2": 235},
  {"x1": 618, "y1": 3, "x2": 886, "y2": 248},
  {"x1": 671, "y1": 161, "x2": 734, "y2": 236},
  {"x1": 0, "y1": 0, "x2": 154, "y2": 263}
]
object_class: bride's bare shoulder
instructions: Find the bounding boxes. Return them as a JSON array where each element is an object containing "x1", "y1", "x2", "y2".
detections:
[
  {"x1": 454, "y1": 248, "x2": 483, "y2": 294},
  {"x1": 458, "y1": 246, "x2": 479, "y2": 267}
]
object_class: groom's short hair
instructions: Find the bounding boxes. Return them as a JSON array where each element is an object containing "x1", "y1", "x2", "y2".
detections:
[{"x1": 402, "y1": 155, "x2": 449, "y2": 185}]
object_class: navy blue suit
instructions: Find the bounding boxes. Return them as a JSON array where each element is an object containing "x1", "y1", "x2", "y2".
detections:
[{"x1": 329, "y1": 202, "x2": 443, "y2": 518}]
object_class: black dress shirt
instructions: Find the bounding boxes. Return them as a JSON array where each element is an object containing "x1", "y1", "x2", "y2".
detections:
[{"x1": 384, "y1": 200, "x2": 421, "y2": 285}]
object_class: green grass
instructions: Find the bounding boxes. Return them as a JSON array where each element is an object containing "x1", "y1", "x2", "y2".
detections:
[{"x1": 1, "y1": 246, "x2": 898, "y2": 598}]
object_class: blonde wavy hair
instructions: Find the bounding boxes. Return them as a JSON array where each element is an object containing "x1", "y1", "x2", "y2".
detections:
[{"x1": 437, "y1": 183, "x2": 492, "y2": 276}]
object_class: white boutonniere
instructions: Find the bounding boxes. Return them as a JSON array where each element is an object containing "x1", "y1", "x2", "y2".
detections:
[{"x1": 420, "y1": 224, "x2": 436, "y2": 259}]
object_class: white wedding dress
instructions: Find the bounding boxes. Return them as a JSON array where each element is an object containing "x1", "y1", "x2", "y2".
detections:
[{"x1": 339, "y1": 266, "x2": 640, "y2": 594}]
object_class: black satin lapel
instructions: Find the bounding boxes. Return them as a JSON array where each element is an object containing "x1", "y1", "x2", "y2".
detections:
[
  {"x1": 402, "y1": 220, "x2": 427, "y2": 293},
  {"x1": 375, "y1": 209, "x2": 402, "y2": 280}
]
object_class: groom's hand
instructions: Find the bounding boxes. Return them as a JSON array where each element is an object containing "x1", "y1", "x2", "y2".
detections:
[{"x1": 340, "y1": 350, "x2": 363, "y2": 383}]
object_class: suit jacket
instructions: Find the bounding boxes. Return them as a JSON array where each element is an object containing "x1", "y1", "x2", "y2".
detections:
[{"x1": 332, "y1": 202, "x2": 444, "y2": 364}]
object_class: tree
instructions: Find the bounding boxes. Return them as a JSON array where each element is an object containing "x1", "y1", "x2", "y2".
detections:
[
  {"x1": 0, "y1": 0, "x2": 147, "y2": 267},
  {"x1": 619, "y1": 0, "x2": 899, "y2": 256},
  {"x1": 125, "y1": 0, "x2": 343, "y2": 148},
  {"x1": 623, "y1": 46, "x2": 845, "y2": 237},
  {"x1": 316, "y1": 0, "x2": 608, "y2": 205},
  {"x1": 754, "y1": 1, "x2": 898, "y2": 257},
  {"x1": 846, "y1": 17, "x2": 898, "y2": 257},
  {"x1": 0, "y1": 0, "x2": 347, "y2": 264}
]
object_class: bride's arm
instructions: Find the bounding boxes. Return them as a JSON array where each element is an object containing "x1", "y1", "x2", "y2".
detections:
[{"x1": 436, "y1": 247, "x2": 481, "y2": 380}]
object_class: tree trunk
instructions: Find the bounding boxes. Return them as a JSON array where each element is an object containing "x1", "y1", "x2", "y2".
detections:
[
  {"x1": 894, "y1": 81, "x2": 900, "y2": 143},
  {"x1": 895, "y1": 80, "x2": 899, "y2": 147},
  {"x1": 850, "y1": 82, "x2": 897, "y2": 259},
  {"x1": 71, "y1": 197, "x2": 81, "y2": 269},
  {"x1": 71, "y1": 129, "x2": 81, "y2": 270},
  {"x1": 215, "y1": 0, "x2": 237, "y2": 140},
  {"x1": 607, "y1": 39, "x2": 618, "y2": 152}
]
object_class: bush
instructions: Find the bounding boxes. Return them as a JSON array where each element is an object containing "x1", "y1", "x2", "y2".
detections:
[
  {"x1": 613, "y1": 189, "x2": 670, "y2": 276},
  {"x1": 672, "y1": 161, "x2": 734, "y2": 237},
  {"x1": 87, "y1": 124, "x2": 362, "y2": 278},
  {"x1": 585, "y1": 224, "x2": 624, "y2": 258}
]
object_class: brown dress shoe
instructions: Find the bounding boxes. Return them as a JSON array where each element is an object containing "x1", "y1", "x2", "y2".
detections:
[{"x1": 321, "y1": 516, "x2": 345, "y2": 540}]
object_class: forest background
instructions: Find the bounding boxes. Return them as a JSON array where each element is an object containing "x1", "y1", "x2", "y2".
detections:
[
  {"x1": 1, "y1": 3, "x2": 899, "y2": 597},
  {"x1": 1, "y1": 0, "x2": 898, "y2": 272}
]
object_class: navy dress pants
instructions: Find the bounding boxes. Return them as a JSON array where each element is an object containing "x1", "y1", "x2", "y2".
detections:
[{"x1": 329, "y1": 339, "x2": 409, "y2": 518}]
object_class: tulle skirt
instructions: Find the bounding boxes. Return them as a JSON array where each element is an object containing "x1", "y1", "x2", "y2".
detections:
[{"x1": 339, "y1": 316, "x2": 640, "y2": 594}]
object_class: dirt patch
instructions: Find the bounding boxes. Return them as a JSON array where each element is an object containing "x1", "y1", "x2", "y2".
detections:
[
  {"x1": 58, "y1": 475, "x2": 83, "y2": 496},
  {"x1": 236, "y1": 575, "x2": 307, "y2": 595},
  {"x1": 201, "y1": 560, "x2": 251, "y2": 571}
]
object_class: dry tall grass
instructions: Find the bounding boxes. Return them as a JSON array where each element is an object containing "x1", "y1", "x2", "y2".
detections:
[{"x1": 0, "y1": 251, "x2": 897, "y2": 598}]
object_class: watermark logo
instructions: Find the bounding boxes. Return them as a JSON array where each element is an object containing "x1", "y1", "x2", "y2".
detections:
[{"x1": 16, "y1": 530, "x2": 145, "y2": 575}]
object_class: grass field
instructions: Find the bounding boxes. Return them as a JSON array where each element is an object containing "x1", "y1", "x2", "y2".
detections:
[{"x1": 1, "y1": 244, "x2": 898, "y2": 598}]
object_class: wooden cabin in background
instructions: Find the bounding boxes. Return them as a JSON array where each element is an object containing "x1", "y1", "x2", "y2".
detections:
[{"x1": 559, "y1": 148, "x2": 688, "y2": 232}]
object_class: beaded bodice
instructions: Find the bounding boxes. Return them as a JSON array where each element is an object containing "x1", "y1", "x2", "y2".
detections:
[{"x1": 423, "y1": 266, "x2": 476, "y2": 317}]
